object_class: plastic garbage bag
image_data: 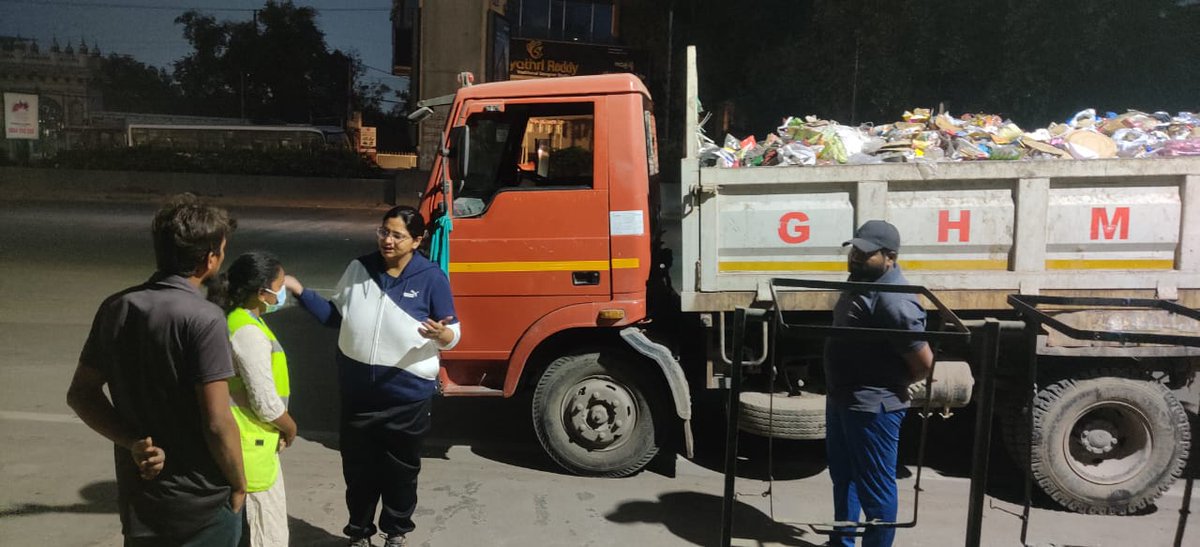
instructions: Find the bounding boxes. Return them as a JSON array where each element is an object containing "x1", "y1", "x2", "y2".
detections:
[
  {"x1": 1156, "y1": 140, "x2": 1200, "y2": 157},
  {"x1": 912, "y1": 131, "x2": 942, "y2": 151},
  {"x1": 1110, "y1": 128, "x2": 1152, "y2": 158},
  {"x1": 818, "y1": 128, "x2": 849, "y2": 164},
  {"x1": 832, "y1": 125, "x2": 864, "y2": 156},
  {"x1": 719, "y1": 150, "x2": 739, "y2": 168},
  {"x1": 697, "y1": 142, "x2": 722, "y2": 167},
  {"x1": 951, "y1": 137, "x2": 989, "y2": 160},
  {"x1": 1023, "y1": 128, "x2": 1053, "y2": 142},
  {"x1": 778, "y1": 142, "x2": 818, "y2": 166},
  {"x1": 988, "y1": 145, "x2": 1022, "y2": 161},
  {"x1": 1175, "y1": 112, "x2": 1200, "y2": 125},
  {"x1": 847, "y1": 152, "x2": 883, "y2": 164},
  {"x1": 993, "y1": 123, "x2": 1025, "y2": 145},
  {"x1": 1069, "y1": 108, "x2": 1097, "y2": 129}
]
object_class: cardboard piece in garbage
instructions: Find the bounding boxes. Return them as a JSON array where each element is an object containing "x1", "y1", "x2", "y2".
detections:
[{"x1": 1021, "y1": 138, "x2": 1072, "y2": 158}]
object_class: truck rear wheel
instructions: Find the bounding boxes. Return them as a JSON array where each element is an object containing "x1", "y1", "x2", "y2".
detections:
[
  {"x1": 531, "y1": 350, "x2": 660, "y2": 477},
  {"x1": 1027, "y1": 372, "x2": 1190, "y2": 514}
]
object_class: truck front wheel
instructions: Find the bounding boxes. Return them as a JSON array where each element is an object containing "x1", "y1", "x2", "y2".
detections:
[
  {"x1": 531, "y1": 350, "x2": 661, "y2": 477},
  {"x1": 1029, "y1": 372, "x2": 1190, "y2": 515}
]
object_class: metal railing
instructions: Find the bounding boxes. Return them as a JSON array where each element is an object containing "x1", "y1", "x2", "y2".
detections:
[{"x1": 718, "y1": 284, "x2": 1200, "y2": 546}]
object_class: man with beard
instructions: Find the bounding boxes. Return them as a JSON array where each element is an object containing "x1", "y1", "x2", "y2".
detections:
[{"x1": 823, "y1": 220, "x2": 933, "y2": 547}]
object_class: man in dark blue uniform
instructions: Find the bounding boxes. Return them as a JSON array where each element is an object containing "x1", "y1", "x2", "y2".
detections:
[{"x1": 824, "y1": 220, "x2": 934, "y2": 547}]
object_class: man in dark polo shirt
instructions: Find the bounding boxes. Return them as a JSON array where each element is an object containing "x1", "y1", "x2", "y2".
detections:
[
  {"x1": 823, "y1": 220, "x2": 933, "y2": 547},
  {"x1": 68, "y1": 194, "x2": 247, "y2": 546}
]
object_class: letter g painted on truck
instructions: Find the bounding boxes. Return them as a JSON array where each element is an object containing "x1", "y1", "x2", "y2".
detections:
[{"x1": 778, "y1": 211, "x2": 810, "y2": 244}]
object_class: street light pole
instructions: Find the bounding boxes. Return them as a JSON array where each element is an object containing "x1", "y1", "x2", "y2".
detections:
[{"x1": 240, "y1": 72, "x2": 246, "y2": 119}]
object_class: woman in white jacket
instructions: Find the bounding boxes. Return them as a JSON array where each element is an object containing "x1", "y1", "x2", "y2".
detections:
[{"x1": 284, "y1": 206, "x2": 459, "y2": 547}]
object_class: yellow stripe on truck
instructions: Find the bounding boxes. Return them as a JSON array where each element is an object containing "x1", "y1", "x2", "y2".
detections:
[{"x1": 449, "y1": 258, "x2": 640, "y2": 273}]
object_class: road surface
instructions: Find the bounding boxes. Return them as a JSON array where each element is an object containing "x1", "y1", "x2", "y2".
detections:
[{"x1": 1, "y1": 198, "x2": 1194, "y2": 546}]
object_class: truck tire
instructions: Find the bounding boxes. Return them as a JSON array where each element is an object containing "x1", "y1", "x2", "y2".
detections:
[
  {"x1": 738, "y1": 391, "x2": 826, "y2": 440},
  {"x1": 999, "y1": 399, "x2": 1031, "y2": 466},
  {"x1": 1028, "y1": 371, "x2": 1190, "y2": 515},
  {"x1": 531, "y1": 350, "x2": 660, "y2": 477}
]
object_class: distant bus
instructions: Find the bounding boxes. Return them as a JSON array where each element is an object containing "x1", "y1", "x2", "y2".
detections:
[{"x1": 126, "y1": 124, "x2": 348, "y2": 151}]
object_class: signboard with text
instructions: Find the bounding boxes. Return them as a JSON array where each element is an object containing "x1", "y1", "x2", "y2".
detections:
[
  {"x1": 508, "y1": 38, "x2": 646, "y2": 81},
  {"x1": 359, "y1": 126, "x2": 377, "y2": 151},
  {"x1": 4, "y1": 93, "x2": 39, "y2": 140}
]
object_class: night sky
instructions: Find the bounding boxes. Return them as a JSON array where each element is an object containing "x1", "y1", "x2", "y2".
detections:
[{"x1": 0, "y1": 0, "x2": 403, "y2": 89}]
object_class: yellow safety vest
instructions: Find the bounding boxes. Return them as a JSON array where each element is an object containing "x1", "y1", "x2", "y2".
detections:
[{"x1": 227, "y1": 307, "x2": 291, "y2": 493}]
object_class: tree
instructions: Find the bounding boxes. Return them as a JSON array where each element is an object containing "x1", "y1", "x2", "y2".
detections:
[
  {"x1": 96, "y1": 54, "x2": 182, "y2": 114},
  {"x1": 173, "y1": 1, "x2": 364, "y2": 123},
  {"x1": 172, "y1": 11, "x2": 236, "y2": 117}
]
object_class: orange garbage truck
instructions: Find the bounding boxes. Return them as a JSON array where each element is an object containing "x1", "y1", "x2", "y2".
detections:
[{"x1": 411, "y1": 47, "x2": 1200, "y2": 515}]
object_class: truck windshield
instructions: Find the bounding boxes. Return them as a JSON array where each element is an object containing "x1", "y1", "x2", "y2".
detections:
[{"x1": 454, "y1": 102, "x2": 595, "y2": 218}]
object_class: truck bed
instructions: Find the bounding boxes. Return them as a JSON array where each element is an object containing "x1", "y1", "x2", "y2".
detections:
[{"x1": 670, "y1": 49, "x2": 1200, "y2": 313}]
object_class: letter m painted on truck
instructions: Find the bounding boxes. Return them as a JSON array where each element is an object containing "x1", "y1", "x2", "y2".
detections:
[{"x1": 1090, "y1": 207, "x2": 1130, "y2": 240}]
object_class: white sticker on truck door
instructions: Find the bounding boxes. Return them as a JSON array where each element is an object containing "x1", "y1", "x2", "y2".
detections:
[{"x1": 610, "y1": 210, "x2": 645, "y2": 236}]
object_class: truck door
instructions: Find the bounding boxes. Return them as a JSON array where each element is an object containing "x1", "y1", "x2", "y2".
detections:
[{"x1": 439, "y1": 99, "x2": 611, "y2": 384}]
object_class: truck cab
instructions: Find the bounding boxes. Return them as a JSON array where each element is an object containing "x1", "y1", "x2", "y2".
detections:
[{"x1": 418, "y1": 74, "x2": 679, "y2": 477}]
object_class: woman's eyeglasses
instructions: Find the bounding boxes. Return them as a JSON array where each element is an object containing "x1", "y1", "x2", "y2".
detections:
[{"x1": 376, "y1": 227, "x2": 412, "y2": 241}]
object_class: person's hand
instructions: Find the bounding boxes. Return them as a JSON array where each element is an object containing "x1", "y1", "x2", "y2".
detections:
[
  {"x1": 418, "y1": 317, "x2": 454, "y2": 345},
  {"x1": 283, "y1": 275, "x2": 304, "y2": 297},
  {"x1": 278, "y1": 428, "x2": 296, "y2": 452},
  {"x1": 130, "y1": 437, "x2": 165, "y2": 480},
  {"x1": 230, "y1": 489, "x2": 247, "y2": 513}
]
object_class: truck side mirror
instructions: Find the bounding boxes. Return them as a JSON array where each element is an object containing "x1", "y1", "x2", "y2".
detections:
[{"x1": 447, "y1": 125, "x2": 470, "y2": 191}]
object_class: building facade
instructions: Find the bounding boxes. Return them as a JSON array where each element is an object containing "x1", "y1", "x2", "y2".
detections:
[
  {"x1": 0, "y1": 37, "x2": 103, "y2": 160},
  {"x1": 394, "y1": 0, "x2": 657, "y2": 169}
]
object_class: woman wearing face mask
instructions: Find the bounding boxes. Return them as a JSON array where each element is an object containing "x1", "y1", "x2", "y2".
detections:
[
  {"x1": 206, "y1": 251, "x2": 296, "y2": 547},
  {"x1": 284, "y1": 205, "x2": 459, "y2": 547}
]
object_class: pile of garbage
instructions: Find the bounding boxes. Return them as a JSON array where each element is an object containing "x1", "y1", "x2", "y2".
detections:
[{"x1": 698, "y1": 108, "x2": 1200, "y2": 168}]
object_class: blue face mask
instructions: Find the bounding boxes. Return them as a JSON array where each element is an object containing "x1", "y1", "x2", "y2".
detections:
[{"x1": 261, "y1": 285, "x2": 287, "y2": 314}]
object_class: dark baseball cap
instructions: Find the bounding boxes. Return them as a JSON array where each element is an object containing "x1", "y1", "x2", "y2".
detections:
[{"x1": 843, "y1": 219, "x2": 900, "y2": 253}]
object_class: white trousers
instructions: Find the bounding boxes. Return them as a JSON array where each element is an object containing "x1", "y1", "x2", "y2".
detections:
[{"x1": 245, "y1": 470, "x2": 288, "y2": 547}]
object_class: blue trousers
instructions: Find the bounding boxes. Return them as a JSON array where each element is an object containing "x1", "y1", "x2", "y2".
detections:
[
  {"x1": 825, "y1": 404, "x2": 906, "y2": 547},
  {"x1": 340, "y1": 397, "x2": 432, "y2": 539},
  {"x1": 123, "y1": 502, "x2": 242, "y2": 547}
]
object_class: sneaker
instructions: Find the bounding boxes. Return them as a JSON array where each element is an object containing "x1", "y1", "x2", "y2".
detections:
[
  {"x1": 348, "y1": 537, "x2": 373, "y2": 547},
  {"x1": 383, "y1": 534, "x2": 407, "y2": 547}
]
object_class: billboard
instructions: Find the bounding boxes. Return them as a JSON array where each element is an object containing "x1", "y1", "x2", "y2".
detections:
[
  {"x1": 508, "y1": 38, "x2": 646, "y2": 81},
  {"x1": 4, "y1": 93, "x2": 38, "y2": 140}
]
